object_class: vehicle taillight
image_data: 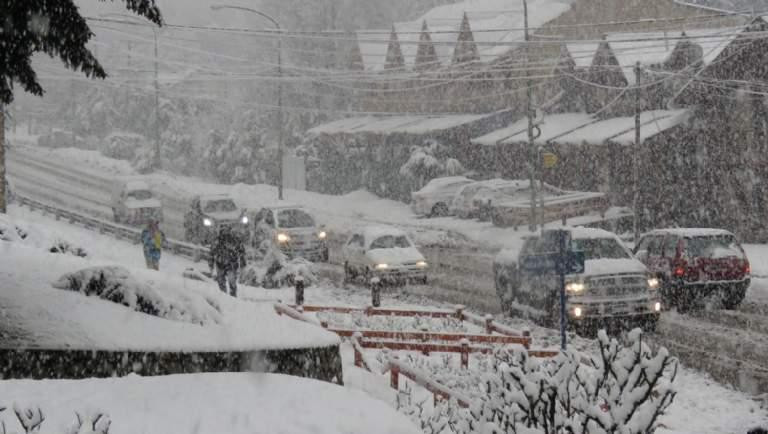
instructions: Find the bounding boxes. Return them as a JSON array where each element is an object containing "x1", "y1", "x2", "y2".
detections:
[
  {"x1": 744, "y1": 261, "x2": 751, "y2": 275},
  {"x1": 673, "y1": 260, "x2": 686, "y2": 278}
]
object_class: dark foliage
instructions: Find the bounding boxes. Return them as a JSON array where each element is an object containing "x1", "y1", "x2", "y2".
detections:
[{"x1": 0, "y1": 0, "x2": 162, "y2": 104}]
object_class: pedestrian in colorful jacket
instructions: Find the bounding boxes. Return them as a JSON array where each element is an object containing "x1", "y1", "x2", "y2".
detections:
[{"x1": 141, "y1": 220, "x2": 166, "y2": 270}]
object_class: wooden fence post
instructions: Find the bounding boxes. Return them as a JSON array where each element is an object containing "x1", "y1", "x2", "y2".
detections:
[
  {"x1": 390, "y1": 366, "x2": 400, "y2": 390},
  {"x1": 460, "y1": 339, "x2": 469, "y2": 369},
  {"x1": 295, "y1": 276, "x2": 305, "y2": 306},
  {"x1": 522, "y1": 329, "x2": 531, "y2": 349},
  {"x1": 485, "y1": 314, "x2": 494, "y2": 334}
]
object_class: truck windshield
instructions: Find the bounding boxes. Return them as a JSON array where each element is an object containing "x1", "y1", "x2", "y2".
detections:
[
  {"x1": 684, "y1": 236, "x2": 743, "y2": 258},
  {"x1": 203, "y1": 199, "x2": 237, "y2": 213},
  {"x1": 277, "y1": 209, "x2": 315, "y2": 228},
  {"x1": 571, "y1": 238, "x2": 630, "y2": 260},
  {"x1": 370, "y1": 235, "x2": 411, "y2": 250},
  {"x1": 127, "y1": 190, "x2": 153, "y2": 200}
]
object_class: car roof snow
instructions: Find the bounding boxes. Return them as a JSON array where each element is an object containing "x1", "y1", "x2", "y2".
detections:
[{"x1": 642, "y1": 228, "x2": 734, "y2": 237}]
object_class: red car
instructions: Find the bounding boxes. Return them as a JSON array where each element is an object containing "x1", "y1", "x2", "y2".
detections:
[{"x1": 633, "y1": 229, "x2": 750, "y2": 311}]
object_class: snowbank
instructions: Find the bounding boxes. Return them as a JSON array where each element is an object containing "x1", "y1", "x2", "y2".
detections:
[
  {"x1": 0, "y1": 373, "x2": 422, "y2": 434},
  {"x1": 0, "y1": 214, "x2": 338, "y2": 352}
]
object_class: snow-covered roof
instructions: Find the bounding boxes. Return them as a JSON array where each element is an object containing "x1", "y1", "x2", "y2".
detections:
[
  {"x1": 124, "y1": 180, "x2": 151, "y2": 191},
  {"x1": 642, "y1": 228, "x2": 735, "y2": 237},
  {"x1": 565, "y1": 226, "x2": 622, "y2": 240},
  {"x1": 356, "y1": 0, "x2": 574, "y2": 70},
  {"x1": 472, "y1": 109, "x2": 690, "y2": 146},
  {"x1": 564, "y1": 42, "x2": 600, "y2": 68},
  {"x1": 199, "y1": 193, "x2": 234, "y2": 201},
  {"x1": 604, "y1": 27, "x2": 742, "y2": 84},
  {"x1": 307, "y1": 113, "x2": 488, "y2": 136}
]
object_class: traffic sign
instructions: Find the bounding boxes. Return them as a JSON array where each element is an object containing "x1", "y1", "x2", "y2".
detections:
[
  {"x1": 542, "y1": 152, "x2": 558, "y2": 168},
  {"x1": 520, "y1": 252, "x2": 559, "y2": 273}
]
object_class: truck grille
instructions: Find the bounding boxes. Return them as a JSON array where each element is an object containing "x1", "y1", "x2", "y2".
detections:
[{"x1": 587, "y1": 275, "x2": 647, "y2": 297}]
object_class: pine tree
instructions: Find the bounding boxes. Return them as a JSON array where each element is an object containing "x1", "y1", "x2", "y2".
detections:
[
  {"x1": 0, "y1": 0, "x2": 162, "y2": 213},
  {"x1": 452, "y1": 13, "x2": 479, "y2": 65},
  {"x1": 414, "y1": 20, "x2": 439, "y2": 71},
  {"x1": 384, "y1": 25, "x2": 405, "y2": 70}
]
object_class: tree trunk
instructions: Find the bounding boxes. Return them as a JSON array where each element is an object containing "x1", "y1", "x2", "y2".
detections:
[{"x1": 0, "y1": 107, "x2": 5, "y2": 214}]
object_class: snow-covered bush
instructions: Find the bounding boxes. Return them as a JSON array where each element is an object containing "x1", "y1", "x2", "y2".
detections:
[
  {"x1": 397, "y1": 329, "x2": 677, "y2": 434},
  {"x1": 52, "y1": 266, "x2": 222, "y2": 326},
  {"x1": 0, "y1": 215, "x2": 28, "y2": 242},
  {"x1": 240, "y1": 244, "x2": 318, "y2": 289},
  {"x1": 49, "y1": 240, "x2": 88, "y2": 258},
  {"x1": 399, "y1": 140, "x2": 467, "y2": 193},
  {"x1": 0, "y1": 406, "x2": 112, "y2": 434},
  {"x1": 101, "y1": 133, "x2": 147, "y2": 161}
]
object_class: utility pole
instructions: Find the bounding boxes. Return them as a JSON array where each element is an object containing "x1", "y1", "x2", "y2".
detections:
[
  {"x1": 633, "y1": 61, "x2": 641, "y2": 242},
  {"x1": 153, "y1": 28, "x2": 161, "y2": 170},
  {"x1": 524, "y1": 0, "x2": 537, "y2": 232},
  {"x1": 0, "y1": 105, "x2": 5, "y2": 214}
]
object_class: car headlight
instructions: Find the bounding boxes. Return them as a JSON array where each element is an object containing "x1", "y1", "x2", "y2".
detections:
[
  {"x1": 203, "y1": 218, "x2": 213, "y2": 227},
  {"x1": 647, "y1": 277, "x2": 660, "y2": 290},
  {"x1": 654, "y1": 301, "x2": 662, "y2": 312},
  {"x1": 375, "y1": 263, "x2": 389, "y2": 270},
  {"x1": 416, "y1": 260, "x2": 428, "y2": 267},
  {"x1": 565, "y1": 282, "x2": 585, "y2": 293},
  {"x1": 241, "y1": 215, "x2": 249, "y2": 224},
  {"x1": 277, "y1": 233, "x2": 290, "y2": 243},
  {"x1": 573, "y1": 306, "x2": 583, "y2": 317},
  {"x1": 318, "y1": 231, "x2": 327, "y2": 240}
]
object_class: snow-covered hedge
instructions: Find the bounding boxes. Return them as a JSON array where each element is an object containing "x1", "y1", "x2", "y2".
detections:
[
  {"x1": 49, "y1": 239, "x2": 88, "y2": 258},
  {"x1": 398, "y1": 329, "x2": 678, "y2": 434},
  {"x1": 52, "y1": 266, "x2": 222, "y2": 326},
  {"x1": 0, "y1": 215, "x2": 28, "y2": 242}
]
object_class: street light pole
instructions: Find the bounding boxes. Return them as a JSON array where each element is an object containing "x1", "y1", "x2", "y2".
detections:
[
  {"x1": 210, "y1": 5, "x2": 284, "y2": 200},
  {"x1": 523, "y1": 0, "x2": 537, "y2": 232}
]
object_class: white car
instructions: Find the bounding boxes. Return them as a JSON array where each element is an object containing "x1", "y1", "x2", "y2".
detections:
[
  {"x1": 109, "y1": 180, "x2": 163, "y2": 225},
  {"x1": 342, "y1": 226, "x2": 428, "y2": 284},
  {"x1": 410, "y1": 176, "x2": 473, "y2": 217},
  {"x1": 450, "y1": 179, "x2": 525, "y2": 219}
]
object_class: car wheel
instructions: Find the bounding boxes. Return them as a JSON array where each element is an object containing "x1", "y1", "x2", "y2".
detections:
[
  {"x1": 420, "y1": 275, "x2": 428, "y2": 285},
  {"x1": 721, "y1": 283, "x2": 747, "y2": 310},
  {"x1": 430, "y1": 202, "x2": 449, "y2": 218},
  {"x1": 343, "y1": 262, "x2": 353, "y2": 284}
]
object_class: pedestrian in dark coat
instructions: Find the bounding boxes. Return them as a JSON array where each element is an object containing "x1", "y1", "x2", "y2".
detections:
[
  {"x1": 208, "y1": 225, "x2": 246, "y2": 297},
  {"x1": 141, "y1": 220, "x2": 165, "y2": 270}
]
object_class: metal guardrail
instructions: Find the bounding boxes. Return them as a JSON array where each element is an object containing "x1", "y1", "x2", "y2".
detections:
[{"x1": 15, "y1": 194, "x2": 210, "y2": 262}]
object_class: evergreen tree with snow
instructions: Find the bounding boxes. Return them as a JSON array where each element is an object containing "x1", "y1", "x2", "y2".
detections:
[{"x1": 452, "y1": 13, "x2": 479, "y2": 65}]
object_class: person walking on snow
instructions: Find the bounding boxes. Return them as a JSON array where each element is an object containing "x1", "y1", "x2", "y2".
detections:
[
  {"x1": 208, "y1": 225, "x2": 246, "y2": 297},
  {"x1": 141, "y1": 220, "x2": 166, "y2": 270}
]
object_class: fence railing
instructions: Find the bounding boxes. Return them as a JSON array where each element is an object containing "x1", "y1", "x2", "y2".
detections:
[{"x1": 15, "y1": 194, "x2": 210, "y2": 262}]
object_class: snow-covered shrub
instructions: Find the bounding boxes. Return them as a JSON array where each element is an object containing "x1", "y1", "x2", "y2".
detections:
[
  {"x1": 0, "y1": 215, "x2": 28, "y2": 242},
  {"x1": 240, "y1": 244, "x2": 318, "y2": 289},
  {"x1": 397, "y1": 329, "x2": 677, "y2": 434},
  {"x1": 399, "y1": 139, "x2": 467, "y2": 192},
  {"x1": 49, "y1": 240, "x2": 88, "y2": 258},
  {"x1": 101, "y1": 133, "x2": 147, "y2": 161},
  {"x1": 68, "y1": 411, "x2": 111, "y2": 434},
  {"x1": 52, "y1": 266, "x2": 222, "y2": 326}
]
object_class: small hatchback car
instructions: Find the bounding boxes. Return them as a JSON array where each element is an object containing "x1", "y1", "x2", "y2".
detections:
[
  {"x1": 634, "y1": 228, "x2": 750, "y2": 310},
  {"x1": 342, "y1": 226, "x2": 428, "y2": 285}
]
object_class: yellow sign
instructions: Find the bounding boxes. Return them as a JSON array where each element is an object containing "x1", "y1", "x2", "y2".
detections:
[{"x1": 542, "y1": 152, "x2": 558, "y2": 169}]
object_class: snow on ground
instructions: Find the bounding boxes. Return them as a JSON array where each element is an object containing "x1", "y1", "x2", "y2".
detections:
[
  {"x1": 4, "y1": 205, "x2": 767, "y2": 433},
  {"x1": 1, "y1": 373, "x2": 422, "y2": 434},
  {"x1": 0, "y1": 208, "x2": 338, "y2": 351}
]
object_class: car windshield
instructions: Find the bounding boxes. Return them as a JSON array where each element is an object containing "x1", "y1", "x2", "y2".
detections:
[
  {"x1": 127, "y1": 190, "x2": 152, "y2": 200},
  {"x1": 684, "y1": 235, "x2": 743, "y2": 258},
  {"x1": 370, "y1": 235, "x2": 411, "y2": 249},
  {"x1": 571, "y1": 238, "x2": 631, "y2": 260},
  {"x1": 202, "y1": 199, "x2": 237, "y2": 213},
  {"x1": 277, "y1": 209, "x2": 315, "y2": 228}
]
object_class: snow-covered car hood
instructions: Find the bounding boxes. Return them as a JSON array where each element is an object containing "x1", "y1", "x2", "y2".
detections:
[
  {"x1": 366, "y1": 247, "x2": 425, "y2": 266},
  {"x1": 205, "y1": 210, "x2": 242, "y2": 222},
  {"x1": 581, "y1": 258, "x2": 647, "y2": 277},
  {"x1": 124, "y1": 198, "x2": 162, "y2": 209}
]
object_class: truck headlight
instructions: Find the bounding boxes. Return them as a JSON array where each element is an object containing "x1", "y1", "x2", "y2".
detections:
[
  {"x1": 416, "y1": 260, "x2": 428, "y2": 267},
  {"x1": 375, "y1": 263, "x2": 389, "y2": 270},
  {"x1": 565, "y1": 282, "x2": 585, "y2": 293},
  {"x1": 203, "y1": 218, "x2": 213, "y2": 227},
  {"x1": 654, "y1": 301, "x2": 662, "y2": 312},
  {"x1": 318, "y1": 231, "x2": 327, "y2": 240},
  {"x1": 647, "y1": 277, "x2": 660, "y2": 290},
  {"x1": 241, "y1": 216, "x2": 249, "y2": 224},
  {"x1": 277, "y1": 233, "x2": 290, "y2": 243}
]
